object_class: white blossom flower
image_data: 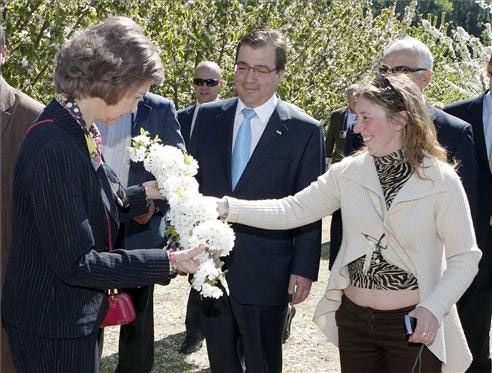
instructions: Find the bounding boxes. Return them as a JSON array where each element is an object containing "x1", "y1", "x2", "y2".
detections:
[
  {"x1": 128, "y1": 145, "x2": 147, "y2": 162},
  {"x1": 189, "y1": 220, "x2": 235, "y2": 257},
  {"x1": 200, "y1": 283, "x2": 223, "y2": 298},
  {"x1": 128, "y1": 130, "x2": 235, "y2": 297}
]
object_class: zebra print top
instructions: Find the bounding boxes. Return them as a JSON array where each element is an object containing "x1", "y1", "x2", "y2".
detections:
[{"x1": 348, "y1": 150, "x2": 419, "y2": 290}]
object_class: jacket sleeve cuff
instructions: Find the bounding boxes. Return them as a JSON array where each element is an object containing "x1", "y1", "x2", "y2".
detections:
[
  {"x1": 127, "y1": 185, "x2": 149, "y2": 214},
  {"x1": 224, "y1": 196, "x2": 240, "y2": 222}
]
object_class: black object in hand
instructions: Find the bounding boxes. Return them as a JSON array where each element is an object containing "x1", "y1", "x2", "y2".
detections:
[{"x1": 404, "y1": 314, "x2": 417, "y2": 336}]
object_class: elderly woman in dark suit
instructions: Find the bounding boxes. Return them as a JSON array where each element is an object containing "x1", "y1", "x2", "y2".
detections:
[{"x1": 1, "y1": 16, "x2": 201, "y2": 372}]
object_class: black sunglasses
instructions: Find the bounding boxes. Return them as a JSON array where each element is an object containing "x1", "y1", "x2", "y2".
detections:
[
  {"x1": 379, "y1": 65, "x2": 427, "y2": 74},
  {"x1": 193, "y1": 78, "x2": 220, "y2": 87},
  {"x1": 102, "y1": 164, "x2": 129, "y2": 209}
]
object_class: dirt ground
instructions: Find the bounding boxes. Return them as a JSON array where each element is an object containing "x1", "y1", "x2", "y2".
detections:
[{"x1": 101, "y1": 218, "x2": 339, "y2": 372}]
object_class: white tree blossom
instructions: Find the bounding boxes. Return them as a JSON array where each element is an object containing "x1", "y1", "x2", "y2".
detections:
[{"x1": 128, "y1": 130, "x2": 235, "y2": 297}]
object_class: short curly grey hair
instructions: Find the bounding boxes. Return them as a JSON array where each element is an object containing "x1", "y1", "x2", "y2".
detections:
[{"x1": 54, "y1": 16, "x2": 164, "y2": 104}]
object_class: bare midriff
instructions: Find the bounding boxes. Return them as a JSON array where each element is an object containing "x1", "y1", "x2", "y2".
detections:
[{"x1": 344, "y1": 286, "x2": 419, "y2": 310}]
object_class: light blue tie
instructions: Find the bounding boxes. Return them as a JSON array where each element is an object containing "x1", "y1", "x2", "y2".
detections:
[{"x1": 231, "y1": 108, "x2": 256, "y2": 189}]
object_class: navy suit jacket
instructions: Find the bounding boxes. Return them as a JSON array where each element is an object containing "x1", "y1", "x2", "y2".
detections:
[
  {"x1": 123, "y1": 93, "x2": 185, "y2": 249},
  {"x1": 177, "y1": 104, "x2": 195, "y2": 148},
  {"x1": 444, "y1": 94, "x2": 489, "y2": 262},
  {"x1": 2, "y1": 99, "x2": 171, "y2": 339},
  {"x1": 190, "y1": 97, "x2": 325, "y2": 306},
  {"x1": 429, "y1": 105, "x2": 478, "y2": 228}
]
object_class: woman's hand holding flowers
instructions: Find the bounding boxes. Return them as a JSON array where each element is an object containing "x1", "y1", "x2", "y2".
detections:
[{"x1": 173, "y1": 244, "x2": 207, "y2": 274}]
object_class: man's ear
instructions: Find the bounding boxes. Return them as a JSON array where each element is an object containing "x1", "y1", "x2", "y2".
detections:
[
  {"x1": 419, "y1": 69, "x2": 432, "y2": 89},
  {"x1": 276, "y1": 68, "x2": 285, "y2": 80},
  {"x1": 274, "y1": 68, "x2": 285, "y2": 89}
]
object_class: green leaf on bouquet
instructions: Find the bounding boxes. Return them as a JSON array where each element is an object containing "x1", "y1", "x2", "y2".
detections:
[
  {"x1": 183, "y1": 153, "x2": 194, "y2": 165},
  {"x1": 165, "y1": 225, "x2": 180, "y2": 242},
  {"x1": 139, "y1": 128, "x2": 150, "y2": 137}
]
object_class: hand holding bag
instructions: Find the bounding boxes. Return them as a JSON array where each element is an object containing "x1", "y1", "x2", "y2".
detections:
[{"x1": 100, "y1": 210, "x2": 136, "y2": 327}]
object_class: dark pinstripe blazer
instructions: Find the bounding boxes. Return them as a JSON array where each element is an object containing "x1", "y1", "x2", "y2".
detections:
[{"x1": 1, "y1": 99, "x2": 171, "y2": 339}]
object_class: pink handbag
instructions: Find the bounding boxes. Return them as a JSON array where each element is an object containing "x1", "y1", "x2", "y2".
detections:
[
  {"x1": 100, "y1": 289, "x2": 136, "y2": 327},
  {"x1": 100, "y1": 212, "x2": 136, "y2": 327}
]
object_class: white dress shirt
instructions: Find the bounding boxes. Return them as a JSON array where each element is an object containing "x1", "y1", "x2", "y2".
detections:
[
  {"x1": 346, "y1": 110, "x2": 357, "y2": 130},
  {"x1": 98, "y1": 114, "x2": 133, "y2": 187},
  {"x1": 190, "y1": 102, "x2": 202, "y2": 137},
  {"x1": 232, "y1": 95, "x2": 278, "y2": 156},
  {"x1": 482, "y1": 91, "x2": 492, "y2": 157}
]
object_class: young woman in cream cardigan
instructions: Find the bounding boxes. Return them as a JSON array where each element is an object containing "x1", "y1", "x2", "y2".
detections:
[{"x1": 216, "y1": 75, "x2": 481, "y2": 373}]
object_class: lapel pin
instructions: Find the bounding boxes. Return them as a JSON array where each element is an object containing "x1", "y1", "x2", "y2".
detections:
[{"x1": 276, "y1": 130, "x2": 282, "y2": 135}]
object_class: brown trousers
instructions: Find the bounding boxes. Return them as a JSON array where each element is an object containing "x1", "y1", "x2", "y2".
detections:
[{"x1": 335, "y1": 295, "x2": 442, "y2": 373}]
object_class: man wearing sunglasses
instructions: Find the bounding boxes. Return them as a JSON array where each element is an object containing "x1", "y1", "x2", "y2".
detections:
[
  {"x1": 98, "y1": 93, "x2": 185, "y2": 373},
  {"x1": 189, "y1": 29, "x2": 324, "y2": 373},
  {"x1": 382, "y1": 38, "x2": 476, "y2": 213},
  {"x1": 178, "y1": 61, "x2": 225, "y2": 147},
  {"x1": 443, "y1": 57, "x2": 492, "y2": 373}
]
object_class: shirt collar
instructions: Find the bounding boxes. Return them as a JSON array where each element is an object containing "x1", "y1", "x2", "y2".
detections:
[
  {"x1": 195, "y1": 97, "x2": 220, "y2": 106},
  {"x1": 484, "y1": 91, "x2": 492, "y2": 113},
  {"x1": 236, "y1": 94, "x2": 278, "y2": 124}
]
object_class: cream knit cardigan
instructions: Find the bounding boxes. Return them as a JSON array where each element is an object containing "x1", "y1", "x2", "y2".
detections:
[{"x1": 226, "y1": 152, "x2": 481, "y2": 373}]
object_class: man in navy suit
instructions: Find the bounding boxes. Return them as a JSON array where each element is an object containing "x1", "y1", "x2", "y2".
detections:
[
  {"x1": 177, "y1": 60, "x2": 224, "y2": 354},
  {"x1": 190, "y1": 29, "x2": 324, "y2": 373},
  {"x1": 443, "y1": 58, "x2": 492, "y2": 373},
  {"x1": 178, "y1": 61, "x2": 224, "y2": 147},
  {"x1": 99, "y1": 93, "x2": 185, "y2": 373}
]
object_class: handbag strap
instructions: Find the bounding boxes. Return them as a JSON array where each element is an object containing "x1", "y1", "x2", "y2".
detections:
[
  {"x1": 24, "y1": 118, "x2": 54, "y2": 137},
  {"x1": 105, "y1": 210, "x2": 118, "y2": 296},
  {"x1": 106, "y1": 210, "x2": 113, "y2": 252}
]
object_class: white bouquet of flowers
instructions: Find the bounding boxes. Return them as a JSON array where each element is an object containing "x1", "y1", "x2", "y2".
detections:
[{"x1": 128, "y1": 130, "x2": 235, "y2": 298}]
